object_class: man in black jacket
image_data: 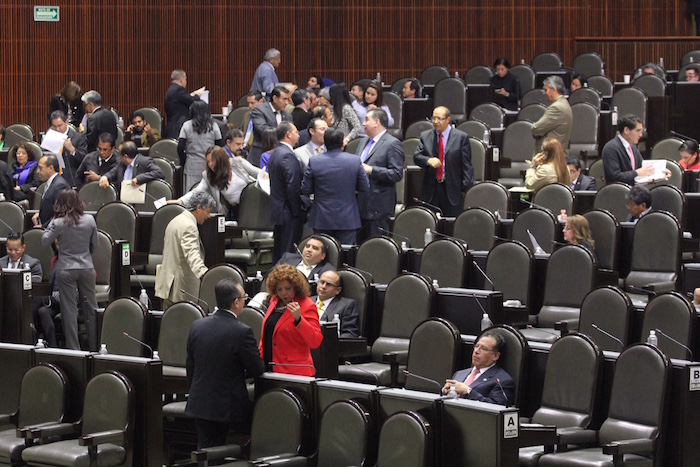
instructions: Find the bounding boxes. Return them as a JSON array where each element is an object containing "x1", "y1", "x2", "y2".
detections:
[{"x1": 164, "y1": 69, "x2": 204, "y2": 139}]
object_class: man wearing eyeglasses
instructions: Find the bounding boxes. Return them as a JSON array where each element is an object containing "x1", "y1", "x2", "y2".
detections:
[
  {"x1": 442, "y1": 331, "x2": 515, "y2": 406},
  {"x1": 0, "y1": 232, "x2": 42, "y2": 282},
  {"x1": 185, "y1": 278, "x2": 265, "y2": 452},
  {"x1": 311, "y1": 270, "x2": 359, "y2": 337},
  {"x1": 75, "y1": 133, "x2": 118, "y2": 188}
]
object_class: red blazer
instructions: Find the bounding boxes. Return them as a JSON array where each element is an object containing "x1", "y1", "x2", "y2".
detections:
[{"x1": 259, "y1": 295, "x2": 323, "y2": 376}]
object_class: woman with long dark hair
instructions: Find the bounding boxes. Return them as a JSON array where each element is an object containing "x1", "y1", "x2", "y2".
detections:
[
  {"x1": 178, "y1": 100, "x2": 223, "y2": 191},
  {"x1": 48, "y1": 81, "x2": 84, "y2": 127},
  {"x1": 352, "y1": 81, "x2": 394, "y2": 136},
  {"x1": 328, "y1": 83, "x2": 362, "y2": 146}
]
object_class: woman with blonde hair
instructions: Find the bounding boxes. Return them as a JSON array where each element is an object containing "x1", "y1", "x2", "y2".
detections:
[
  {"x1": 525, "y1": 138, "x2": 571, "y2": 191},
  {"x1": 563, "y1": 214, "x2": 596, "y2": 258}
]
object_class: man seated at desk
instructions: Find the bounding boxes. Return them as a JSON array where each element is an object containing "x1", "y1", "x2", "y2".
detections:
[
  {"x1": 276, "y1": 235, "x2": 334, "y2": 281},
  {"x1": 1, "y1": 232, "x2": 42, "y2": 282},
  {"x1": 566, "y1": 156, "x2": 596, "y2": 191},
  {"x1": 311, "y1": 270, "x2": 359, "y2": 337},
  {"x1": 442, "y1": 331, "x2": 515, "y2": 406},
  {"x1": 626, "y1": 185, "x2": 652, "y2": 223}
]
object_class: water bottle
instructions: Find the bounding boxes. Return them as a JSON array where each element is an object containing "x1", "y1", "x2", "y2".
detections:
[
  {"x1": 152, "y1": 351, "x2": 160, "y2": 360},
  {"x1": 454, "y1": 71, "x2": 460, "y2": 79},
  {"x1": 332, "y1": 314, "x2": 341, "y2": 337},
  {"x1": 521, "y1": 59, "x2": 525, "y2": 64},
  {"x1": 432, "y1": 279, "x2": 439, "y2": 289},
  {"x1": 646, "y1": 330, "x2": 658, "y2": 347},
  {"x1": 0, "y1": 193, "x2": 4, "y2": 201},
  {"x1": 480, "y1": 313, "x2": 494, "y2": 331},
  {"x1": 376, "y1": 72, "x2": 381, "y2": 83},
  {"x1": 139, "y1": 289, "x2": 149, "y2": 309},
  {"x1": 447, "y1": 386, "x2": 459, "y2": 399},
  {"x1": 611, "y1": 106, "x2": 618, "y2": 126},
  {"x1": 99, "y1": 344, "x2": 108, "y2": 355},
  {"x1": 117, "y1": 116, "x2": 124, "y2": 130},
  {"x1": 226, "y1": 100, "x2": 233, "y2": 118},
  {"x1": 36, "y1": 339, "x2": 46, "y2": 348},
  {"x1": 483, "y1": 129, "x2": 490, "y2": 145},
  {"x1": 255, "y1": 270, "x2": 263, "y2": 281},
  {"x1": 401, "y1": 241, "x2": 408, "y2": 251},
  {"x1": 313, "y1": 273, "x2": 320, "y2": 283},
  {"x1": 558, "y1": 210, "x2": 568, "y2": 223},
  {"x1": 424, "y1": 228, "x2": 433, "y2": 246},
  {"x1": 659, "y1": 57, "x2": 664, "y2": 69}
]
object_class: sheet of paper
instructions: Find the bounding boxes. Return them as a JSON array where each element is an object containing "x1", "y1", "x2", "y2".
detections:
[
  {"x1": 256, "y1": 169, "x2": 271, "y2": 195},
  {"x1": 635, "y1": 160, "x2": 667, "y2": 184},
  {"x1": 40, "y1": 129, "x2": 67, "y2": 154},
  {"x1": 120, "y1": 182, "x2": 146, "y2": 204}
]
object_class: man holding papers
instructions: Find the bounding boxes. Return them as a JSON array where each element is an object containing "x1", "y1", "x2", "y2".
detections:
[
  {"x1": 44, "y1": 110, "x2": 88, "y2": 187},
  {"x1": 98, "y1": 141, "x2": 164, "y2": 194}
]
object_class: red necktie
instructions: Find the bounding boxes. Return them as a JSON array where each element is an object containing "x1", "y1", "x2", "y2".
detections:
[
  {"x1": 464, "y1": 368, "x2": 480, "y2": 386},
  {"x1": 437, "y1": 132, "x2": 444, "y2": 181},
  {"x1": 627, "y1": 144, "x2": 636, "y2": 170}
]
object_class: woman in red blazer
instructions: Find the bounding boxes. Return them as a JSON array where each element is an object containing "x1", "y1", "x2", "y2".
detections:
[{"x1": 259, "y1": 264, "x2": 323, "y2": 376}]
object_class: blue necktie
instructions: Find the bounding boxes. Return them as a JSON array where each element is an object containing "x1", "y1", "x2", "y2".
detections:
[{"x1": 360, "y1": 139, "x2": 375, "y2": 163}]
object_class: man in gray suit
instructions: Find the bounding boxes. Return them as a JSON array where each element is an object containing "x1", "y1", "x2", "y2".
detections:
[
  {"x1": 355, "y1": 108, "x2": 404, "y2": 243},
  {"x1": 294, "y1": 117, "x2": 328, "y2": 172},
  {"x1": 250, "y1": 48, "x2": 281, "y2": 95},
  {"x1": 532, "y1": 76, "x2": 573, "y2": 151},
  {"x1": 249, "y1": 86, "x2": 292, "y2": 167},
  {"x1": 0, "y1": 232, "x2": 42, "y2": 282},
  {"x1": 311, "y1": 270, "x2": 360, "y2": 337}
]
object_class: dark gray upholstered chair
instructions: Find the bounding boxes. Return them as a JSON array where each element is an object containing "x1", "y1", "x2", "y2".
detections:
[
  {"x1": 680, "y1": 50, "x2": 700, "y2": 68},
  {"x1": 486, "y1": 240, "x2": 534, "y2": 311},
  {"x1": 453, "y1": 207, "x2": 497, "y2": 252},
  {"x1": 510, "y1": 64, "x2": 537, "y2": 94},
  {"x1": 420, "y1": 65, "x2": 450, "y2": 85},
  {"x1": 96, "y1": 201, "x2": 138, "y2": 251},
  {"x1": 21, "y1": 371, "x2": 134, "y2": 467},
  {"x1": 538, "y1": 344, "x2": 670, "y2": 466},
  {"x1": 225, "y1": 183, "x2": 274, "y2": 272},
  {"x1": 384, "y1": 91, "x2": 403, "y2": 140},
  {"x1": 404, "y1": 121, "x2": 433, "y2": 140},
  {"x1": 521, "y1": 245, "x2": 597, "y2": 343},
  {"x1": 403, "y1": 318, "x2": 460, "y2": 393},
  {"x1": 578, "y1": 286, "x2": 632, "y2": 352},
  {"x1": 434, "y1": 77, "x2": 467, "y2": 124},
  {"x1": 30, "y1": 182, "x2": 46, "y2": 210},
  {"x1": 588, "y1": 75, "x2": 614, "y2": 99},
  {"x1": 7, "y1": 142, "x2": 42, "y2": 173},
  {"x1": 587, "y1": 158, "x2": 606, "y2": 189},
  {"x1": 0, "y1": 363, "x2": 68, "y2": 466},
  {"x1": 192, "y1": 388, "x2": 307, "y2": 466},
  {"x1": 149, "y1": 138, "x2": 180, "y2": 166},
  {"x1": 402, "y1": 138, "x2": 420, "y2": 166},
  {"x1": 153, "y1": 157, "x2": 176, "y2": 187},
  {"x1": 420, "y1": 238, "x2": 468, "y2": 288},
  {"x1": 393, "y1": 206, "x2": 438, "y2": 249},
  {"x1": 470, "y1": 137, "x2": 487, "y2": 182},
  {"x1": 464, "y1": 65, "x2": 494, "y2": 84},
  {"x1": 3, "y1": 124, "x2": 34, "y2": 149},
  {"x1": 239, "y1": 306, "x2": 265, "y2": 344},
  {"x1": 133, "y1": 106, "x2": 163, "y2": 135},
  {"x1": 338, "y1": 268, "x2": 370, "y2": 338},
  {"x1": 470, "y1": 103, "x2": 505, "y2": 129},
  {"x1": 198, "y1": 263, "x2": 247, "y2": 315},
  {"x1": 512, "y1": 207, "x2": 558, "y2": 254},
  {"x1": 133, "y1": 179, "x2": 173, "y2": 213},
  {"x1": 158, "y1": 302, "x2": 205, "y2": 397},
  {"x1": 498, "y1": 121, "x2": 536, "y2": 189},
  {"x1": 391, "y1": 77, "x2": 413, "y2": 95},
  {"x1": 519, "y1": 333, "x2": 603, "y2": 467},
  {"x1": 640, "y1": 292, "x2": 694, "y2": 360},
  {"x1": 532, "y1": 53, "x2": 563, "y2": 72},
  {"x1": 521, "y1": 89, "x2": 550, "y2": 108},
  {"x1": 94, "y1": 230, "x2": 115, "y2": 306},
  {"x1": 100, "y1": 297, "x2": 147, "y2": 357},
  {"x1": 569, "y1": 102, "x2": 600, "y2": 159},
  {"x1": 593, "y1": 183, "x2": 630, "y2": 222},
  {"x1": 22, "y1": 228, "x2": 53, "y2": 282},
  {"x1": 355, "y1": 236, "x2": 402, "y2": 285},
  {"x1": 517, "y1": 103, "x2": 547, "y2": 123},
  {"x1": 573, "y1": 53, "x2": 605, "y2": 79},
  {"x1": 650, "y1": 137, "x2": 683, "y2": 160},
  {"x1": 78, "y1": 181, "x2": 117, "y2": 212},
  {"x1": 299, "y1": 234, "x2": 341, "y2": 268},
  {"x1": 655, "y1": 159, "x2": 684, "y2": 190},
  {"x1": 650, "y1": 185, "x2": 685, "y2": 226},
  {"x1": 568, "y1": 88, "x2": 602, "y2": 110},
  {"x1": 376, "y1": 411, "x2": 432, "y2": 467},
  {"x1": 463, "y1": 180, "x2": 510, "y2": 217},
  {"x1": 0, "y1": 201, "x2": 24, "y2": 236},
  {"x1": 227, "y1": 106, "x2": 250, "y2": 131},
  {"x1": 611, "y1": 87, "x2": 648, "y2": 129},
  {"x1": 337, "y1": 273, "x2": 434, "y2": 386},
  {"x1": 583, "y1": 209, "x2": 620, "y2": 274},
  {"x1": 633, "y1": 74, "x2": 666, "y2": 98},
  {"x1": 344, "y1": 137, "x2": 363, "y2": 156},
  {"x1": 457, "y1": 120, "x2": 490, "y2": 143},
  {"x1": 482, "y1": 325, "x2": 528, "y2": 408},
  {"x1": 533, "y1": 183, "x2": 575, "y2": 217}
]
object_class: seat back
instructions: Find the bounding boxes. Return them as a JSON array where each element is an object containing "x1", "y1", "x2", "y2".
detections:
[
  {"x1": 96, "y1": 201, "x2": 138, "y2": 251},
  {"x1": 81, "y1": 371, "x2": 133, "y2": 442},
  {"x1": 101, "y1": 297, "x2": 147, "y2": 357},
  {"x1": 17, "y1": 363, "x2": 68, "y2": 428},
  {"x1": 133, "y1": 107, "x2": 164, "y2": 135},
  {"x1": 512, "y1": 207, "x2": 557, "y2": 254},
  {"x1": 457, "y1": 120, "x2": 489, "y2": 143},
  {"x1": 157, "y1": 302, "x2": 205, "y2": 367},
  {"x1": 517, "y1": 103, "x2": 547, "y2": 122},
  {"x1": 626, "y1": 211, "x2": 680, "y2": 287},
  {"x1": 469, "y1": 137, "x2": 487, "y2": 182},
  {"x1": 641, "y1": 292, "x2": 694, "y2": 360},
  {"x1": 250, "y1": 388, "x2": 306, "y2": 459},
  {"x1": 149, "y1": 204, "x2": 186, "y2": 256},
  {"x1": 434, "y1": 77, "x2": 466, "y2": 122},
  {"x1": 484, "y1": 325, "x2": 528, "y2": 407},
  {"x1": 532, "y1": 52, "x2": 563, "y2": 72},
  {"x1": 521, "y1": 89, "x2": 550, "y2": 108},
  {"x1": 533, "y1": 183, "x2": 574, "y2": 216},
  {"x1": 78, "y1": 181, "x2": 117, "y2": 212},
  {"x1": 134, "y1": 179, "x2": 173, "y2": 212},
  {"x1": 393, "y1": 206, "x2": 438, "y2": 248},
  {"x1": 355, "y1": 237, "x2": 401, "y2": 285},
  {"x1": 588, "y1": 75, "x2": 614, "y2": 98},
  {"x1": 240, "y1": 306, "x2": 265, "y2": 344},
  {"x1": 420, "y1": 239, "x2": 468, "y2": 288},
  {"x1": 317, "y1": 400, "x2": 372, "y2": 467},
  {"x1": 391, "y1": 77, "x2": 413, "y2": 95},
  {"x1": 0, "y1": 200, "x2": 25, "y2": 236},
  {"x1": 633, "y1": 74, "x2": 666, "y2": 98},
  {"x1": 650, "y1": 137, "x2": 683, "y2": 160},
  {"x1": 578, "y1": 286, "x2": 633, "y2": 352},
  {"x1": 384, "y1": 91, "x2": 404, "y2": 139},
  {"x1": 611, "y1": 87, "x2": 648, "y2": 128},
  {"x1": 404, "y1": 121, "x2": 433, "y2": 140},
  {"x1": 593, "y1": 182, "x2": 630, "y2": 221},
  {"x1": 228, "y1": 107, "x2": 250, "y2": 130},
  {"x1": 405, "y1": 318, "x2": 460, "y2": 393},
  {"x1": 377, "y1": 411, "x2": 432, "y2": 467},
  {"x1": 680, "y1": 50, "x2": 700, "y2": 68},
  {"x1": 94, "y1": 230, "x2": 115, "y2": 303},
  {"x1": 153, "y1": 157, "x2": 176, "y2": 186},
  {"x1": 199, "y1": 264, "x2": 247, "y2": 315},
  {"x1": 532, "y1": 333, "x2": 602, "y2": 429},
  {"x1": 402, "y1": 138, "x2": 420, "y2": 166},
  {"x1": 148, "y1": 138, "x2": 180, "y2": 166},
  {"x1": 583, "y1": 209, "x2": 620, "y2": 271},
  {"x1": 510, "y1": 64, "x2": 536, "y2": 94},
  {"x1": 345, "y1": 137, "x2": 363, "y2": 156},
  {"x1": 22, "y1": 228, "x2": 53, "y2": 281},
  {"x1": 499, "y1": 121, "x2": 536, "y2": 185},
  {"x1": 568, "y1": 87, "x2": 602, "y2": 109},
  {"x1": 453, "y1": 207, "x2": 497, "y2": 251},
  {"x1": 299, "y1": 234, "x2": 341, "y2": 268},
  {"x1": 30, "y1": 182, "x2": 47, "y2": 210},
  {"x1": 469, "y1": 103, "x2": 505, "y2": 129},
  {"x1": 238, "y1": 183, "x2": 274, "y2": 230},
  {"x1": 420, "y1": 65, "x2": 450, "y2": 86},
  {"x1": 486, "y1": 240, "x2": 533, "y2": 307},
  {"x1": 569, "y1": 102, "x2": 600, "y2": 158},
  {"x1": 464, "y1": 65, "x2": 494, "y2": 85},
  {"x1": 7, "y1": 141, "x2": 42, "y2": 171},
  {"x1": 4, "y1": 124, "x2": 34, "y2": 148},
  {"x1": 587, "y1": 158, "x2": 607, "y2": 189},
  {"x1": 463, "y1": 181, "x2": 509, "y2": 218},
  {"x1": 662, "y1": 159, "x2": 684, "y2": 190},
  {"x1": 573, "y1": 52, "x2": 605, "y2": 78},
  {"x1": 338, "y1": 268, "x2": 370, "y2": 337},
  {"x1": 650, "y1": 184, "x2": 685, "y2": 226}
]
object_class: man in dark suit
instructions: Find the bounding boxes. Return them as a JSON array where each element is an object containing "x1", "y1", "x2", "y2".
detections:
[
  {"x1": 301, "y1": 129, "x2": 370, "y2": 244},
  {"x1": 626, "y1": 185, "x2": 653, "y2": 223},
  {"x1": 413, "y1": 106, "x2": 474, "y2": 217},
  {"x1": 269, "y1": 122, "x2": 304, "y2": 263},
  {"x1": 355, "y1": 108, "x2": 404, "y2": 243},
  {"x1": 249, "y1": 86, "x2": 293, "y2": 167},
  {"x1": 311, "y1": 270, "x2": 360, "y2": 337},
  {"x1": 185, "y1": 278, "x2": 265, "y2": 450},
  {"x1": 291, "y1": 89, "x2": 313, "y2": 133},
  {"x1": 443, "y1": 331, "x2": 515, "y2": 406},
  {"x1": 32, "y1": 155, "x2": 71, "y2": 228},
  {"x1": 81, "y1": 90, "x2": 117, "y2": 153},
  {"x1": 277, "y1": 236, "x2": 335, "y2": 281},
  {"x1": 75, "y1": 133, "x2": 118, "y2": 188},
  {"x1": 0, "y1": 232, "x2": 42, "y2": 282},
  {"x1": 566, "y1": 156, "x2": 596, "y2": 191},
  {"x1": 99, "y1": 141, "x2": 165, "y2": 192},
  {"x1": 48, "y1": 110, "x2": 88, "y2": 188},
  {"x1": 164, "y1": 69, "x2": 204, "y2": 139}
]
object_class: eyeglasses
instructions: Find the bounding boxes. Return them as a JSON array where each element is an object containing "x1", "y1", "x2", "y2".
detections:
[
  {"x1": 235, "y1": 294, "x2": 249, "y2": 301},
  {"x1": 318, "y1": 279, "x2": 339, "y2": 288},
  {"x1": 430, "y1": 116, "x2": 448, "y2": 122},
  {"x1": 473, "y1": 344, "x2": 496, "y2": 353}
]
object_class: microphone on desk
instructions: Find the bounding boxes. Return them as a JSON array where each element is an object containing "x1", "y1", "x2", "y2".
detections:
[
  {"x1": 342, "y1": 263, "x2": 374, "y2": 284},
  {"x1": 591, "y1": 323, "x2": 625, "y2": 351},
  {"x1": 496, "y1": 209, "x2": 519, "y2": 219},
  {"x1": 403, "y1": 369, "x2": 443, "y2": 393},
  {"x1": 343, "y1": 361, "x2": 379, "y2": 385},
  {"x1": 472, "y1": 260, "x2": 495, "y2": 289},
  {"x1": 471, "y1": 293, "x2": 489, "y2": 316},
  {"x1": 655, "y1": 328, "x2": 695, "y2": 361},
  {"x1": 378, "y1": 227, "x2": 412, "y2": 248},
  {"x1": 100, "y1": 202, "x2": 128, "y2": 241},
  {"x1": 430, "y1": 230, "x2": 468, "y2": 249},
  {"x1": 496, "y1": 378, "x2": 510, "y2": 406},
  {"x1": 7, "y1": 127, "x2": 30, "y2": 143},
  {"x1": 269, "y1": 362, "x2": 317, "y2": 373},
  {"x1": 412, "y1": 197, "x2": 443, "y2": 217},
  {"x1": 627, "y1": 285, "x2": 657, "y2": 297},
  {"x1": 526, "y1": 325, "x2": 561, "y2": 339},
  {"x1": 180, "y1": 289, "x2": 211, "y2": 315},
  {"x1": 671, "y1": 130, "x2": 695, "y2": 142},
  {"x1": 492, "y1": 235, "x2": 510, "y2": 243},
  {"x1": 0, "y1": 216, "x2": 17, "y2": 235},
  {"x1": 520, "y1": 199, "x2": 553, "y2": 215},
  {"x1": 293, "y1": 243, "x2": 312, "y2": 268},
  {"x1": 123, "y1": 332, "x2": 155, "y2": 358},
  {"x1": 551, "y1": 240, "x2": 569, "y2": 248}
]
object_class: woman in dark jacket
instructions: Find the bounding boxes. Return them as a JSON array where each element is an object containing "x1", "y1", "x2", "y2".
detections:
[{"x1": 490, "y1": 58, "x2": 521, "y2": 111}]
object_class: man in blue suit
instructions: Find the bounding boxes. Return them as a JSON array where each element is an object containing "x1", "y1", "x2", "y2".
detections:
[
  {"x1": 442, "y1": 330, "x2": 515, "y2": 406},
  {"x1": 354, "y1": 108, "x2": 404, "y2": 243},
  {"x1": 302, "y1": 128, "x2": 369, "y2": 245}
]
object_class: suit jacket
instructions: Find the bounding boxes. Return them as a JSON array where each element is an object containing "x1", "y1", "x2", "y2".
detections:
[
  {"x1": 532, "y1": 95, "x2": 573, "y2": 150},
  {"x1": 268, "y1": 144, "x2": 303, "y2": 225},
  {"x1": 155, "y1": 210, "x2": 208, "y2": 303},
  {"x1": 249, "y1": 103, "x2": 292, "y2": 166},
  {"x1": 573, "y1": 173, "x2": 596, "y2": 191},
  {"x1": 39, "y1": 175, "x2": 71, "y2": 227},
  {"x1": 354, "y1": 132, "x2": 404, "y2": 221},
  {"x1": 61, "y1": 128, "x2": 88, "y2": 187},
  {"x1": 602, "y1": 135, "x2": 643, "y2": 186},
  {"x1": 311, "y1": 295, "x2": 360, "y2": 337},
  {"x1": 0, "y1": 253, "x2": 43, "y2": 282},
  {"x1": 452, "y1": 365, "x2": 515, "y2": 406},
  {"x1": 103, "y1": 154, "x2": 165, "y2": 188},
  {"x1": 413, "y1": 128, "x2": 474, "y2": 207},
  {"x1": 75, "y1": 151, "x2": 118, "y2": 188},
  {"x1": 277, "y1": 252, "x2": 335, "y2": 280},
  {"x1": 292, "y1": 108, "x2": 312, "y2": 133},
  {"x1": 301, "y1": 149, "x2": 370, "y2": 230},
  {"x1": 185, "y1": 310, "x2": 265, "y2": 423},
  {"x1": 41, "y1": 214, "x2": 98, "y2": 270},
  {"x1": 164, "y1": 83, "x2": 200, "y2": 139},
  {"x1": 259, "y1": 295, "x2": 323, "y2": 377},
  {"x1": 0, "y1": 160, "x2": 14, "y2": 201},
  {"x1": 85, "y1": 107, "x2": 118, "y2": 153},
  {"x1": 293, "y1": 142, "x2": 320, "y2": 173},
  {"x1": 250, "y1": 61, "x2": 279, "y2": 94}
]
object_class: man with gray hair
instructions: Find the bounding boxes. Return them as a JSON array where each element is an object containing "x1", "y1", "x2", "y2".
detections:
[
  {"x1": 250, "y1": 48, "x2": 281, "y2": 94},
  {"x1": 81, "y1": 90, "x2": 117, "y2": 152},
  {"x1": 155, "y1": 190, "x2": 215, "y2": 308},
  {"x1": 164, "y1": 69, "x2": 205, "y2": 139},
  {"x1": 532, "y1": 76, "x2": 573, "y2": 151}
]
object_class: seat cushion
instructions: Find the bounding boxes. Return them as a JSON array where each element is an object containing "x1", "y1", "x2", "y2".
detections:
[
  {"x1": 162, "y1": 365, "x2": 187, "y2": 378},
  {"x1": 337, "y1": 362, "x2": 403, "y2": 386},
  {"x1": 0, "y1": 430, "x2": 27, "y2": 461},
  {"x1": 22, "y1": 440, "x2": 126, "y2": 467},
  {"x1": 520, "y1": 328, "x2": 560, "y2": 344},
  {"x1": 519, "y1": 445, "x2": 547, "y2": 467},
  {"x1": 539, "y1": 448, "x2": 651, "y2": 466},
  {"x1": 162, "y1": 401, "x2": 189, "y2": 418}
]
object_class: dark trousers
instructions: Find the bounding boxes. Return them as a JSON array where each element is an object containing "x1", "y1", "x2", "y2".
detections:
[
  {"x1": 194, "y1": 418, "x2": 249, "y2": 466},
  {"x1": 314, "y1": 228, "x2": 357, "y2": 246},
  {"x1": 427, "y1": 182, "x2": 463, "y2": 218},
  {"x1": 272, "y1": 214, "x2": 304, "y2": 263},
  {"x1": 32, "y1": 296, "x2": 59, "y2": 347}
]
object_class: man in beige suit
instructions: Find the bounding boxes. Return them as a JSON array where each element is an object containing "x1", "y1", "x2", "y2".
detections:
[
  {"x1": 532, "y1": 76, "x2": 572, "y2": 152},
  {"x1": 155, "y1": 191, "x2": 216, "y2": 309}
]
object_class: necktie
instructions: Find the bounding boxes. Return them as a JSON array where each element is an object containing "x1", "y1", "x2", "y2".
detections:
[
  {"x1": 316, "y1": 146, "x2": 322, "y2": 156},
  {"x1": 317, "y1": 300, "x2": 324, "y2": 318},
  {"x1": 124, "y1": 164, "x2": 133, "y2": 181},
  {"x1": 275, "y1": 111, "x2": 281, "y2": 125},
  {"x1": 437, "y1": 132, "x2": 444, "y2": 181},
  {"x1": 464, "y1": 368, "x2": 480, "y2": 387},
  {"x1": 361, "y1": 139, "x2": 375, "y2": 163},
  {"x1": 627, "y1": 144, "x2": 636, "y2": 170}
]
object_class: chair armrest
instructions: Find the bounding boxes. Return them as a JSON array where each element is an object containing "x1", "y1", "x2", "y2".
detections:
[
  {"x1": 0, "y1": 413, "x2": 13, "y2": 425},
  {"x1": 26, "y1": 422, "x2": 79, "y2": 440},
  {"x1": 79, "y1": 429, "x2": 125, "y2": 447},
  {"x1": 17, "y1": 421, "x2": 64, "y2": 438},
  {"x1": 644, "y1": 282, "x2": 676, "y2": 294},
  {"x1": 557, "y1": 427, "x2": 597, "y2": 449},
  {"x1": 519, "y1": 424, "x2": 557, "y2": 448},
  {"x1": 382, "y1": 350, "x2": 408, "y2": 364},
  {"x1": 192, "y1": 444, "x2": 243, "y2": 463},
  {"x1": 252, "y1": 453, "x2": 302, "y2": 465},
  {"x1": 602, "y1": 438, "x2": 655, "y2": 456},
  {"x1": 555, "y1": 318, "x2": 579, "y2": 335}
]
